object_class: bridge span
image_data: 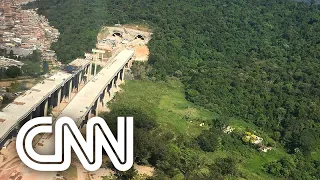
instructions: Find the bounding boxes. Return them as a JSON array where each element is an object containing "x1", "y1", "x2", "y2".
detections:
[
  {"x1": 0, "y1": 48, "x2": 134, "y2": 148},
  {"x1": 58, "y1": 49, "x2": 134, "y2": 127},
  {"x1": 33, "y1": 49, "x2": 134, "y2": 155},
  {"x1": 0, "y1": 51, "x2": 107, "y2": 147}
]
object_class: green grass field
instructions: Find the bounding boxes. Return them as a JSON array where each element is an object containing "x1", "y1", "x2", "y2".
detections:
[
  {"x1": 111, "y1": 79, "x2": 213, "y2": 137},
  {"x1": 109, "y1": 79, "x2": 288, "y2": 179}
]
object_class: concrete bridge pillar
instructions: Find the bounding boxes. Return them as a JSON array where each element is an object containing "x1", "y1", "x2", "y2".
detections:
[
  {"x1": 114, "y1": 76, "x2": 118, "y2": 88},
  {"x1": 61, "y1": 85, "x2": 66, "y2": 102},
  {"x1": 88, "y1": 109, "x2": 92, "y2": 119},
  {"x1": 15, "y1": 125, "x2": 21, "y2": 135},
  {"x1": 114, "y1": 75, "x2": 120, "y2": 92},
  {"x1": 32, "y1": 106, "x2": 40, "y2": 119},
  {"x1": 103, "y1": 86, "x2": 109, "y2": 103},
  {"x1": 121, "y1": 68, "x2": 125, "y2": 82},
  {"x1": 96, "y1": 97, "x2": 101, "y2": 116},
  {"x1": 88, "y1": 63, "x2": 92, "y2": 79},
  {"x1": 19, "y1": 113, "x2": 32, "y2": 129},
  {"x1": 92, "y1": 49, "x2": 106, "y2": 76},
  {"x1": 74, "y1": 74, "x2": 78, "y2": 91},
  {"x1": 78, "y1": 71, "x2": 83, "y2": 86},
  {"x1": 93, "y1": 52, "x2": 98, "y2": 76},
  {"x1": 129, "y1": 58, "x2": 133, "y2": 68},
  {"x1": 109, "y1": 79, "x2": 114, "y2": 98},
  {"x1": 57, "y1": 88, "x2": 61, "y2": 113},
  {"x1": 44, "y1": 99, "x2": 48, "y2": 116},
  {"x1": 94, "y1": 53, "x2": 98, "y2": 76},
  {"x1": 84, "y1": 66, "x2": 89, "y2": 83},
  {"x1": 68, "y1": 80, "x2": 73, "y2": 102},
  {"x1": 94, "y1": 63, "x2": 97, "y2": 76},
  {"x1": 85, "y1": 111, "x2": 89, "y2": 120},
  {"x1": 48, "y1": 95, "x2": 53, "y2": 110},
  {"x1": 116, "y1": 72, "x2": 121, "y2": 86}
]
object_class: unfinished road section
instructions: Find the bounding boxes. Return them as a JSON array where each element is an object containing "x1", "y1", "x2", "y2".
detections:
[
  {"x1": 33, "y1": 49, "x2": 134, "y2": 156},
  {"x1": 58, "y1": 49, "x2": 134, "y2": 127},
  {"x1": 0, "y1": 58, "x2": 92, "y2": 148}
]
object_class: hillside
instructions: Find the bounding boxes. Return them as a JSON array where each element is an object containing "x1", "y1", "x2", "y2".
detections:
[{"x1": 26, "y1": 0, "x2": 320, "y2": 179}]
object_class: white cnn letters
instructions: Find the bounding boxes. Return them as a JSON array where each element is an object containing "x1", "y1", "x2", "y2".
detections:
[{"x1": 16, "y1": 117, "x2": 134, "y2": 172}]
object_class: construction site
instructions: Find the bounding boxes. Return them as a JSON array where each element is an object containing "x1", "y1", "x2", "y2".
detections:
[
  {"x1": 0, "y1": 24, "x2": 153, "y2": 180},
  {"x1": 96, "y1": 26, "x2": 152, "y2": 64}
]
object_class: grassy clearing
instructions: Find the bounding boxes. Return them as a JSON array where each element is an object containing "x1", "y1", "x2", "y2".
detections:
[
  {"x1": 110, "y1": 79, "x2": 288, "y2": 179},
  {"x1": 241, "y1": 148, "x2": 288, "y2": 179},
  {"x1": 112, "y1": 78, "x2": 213, "y2": 137},
  {"x1": 228, "y1": 118, "x2": 288, "y2": 179}
]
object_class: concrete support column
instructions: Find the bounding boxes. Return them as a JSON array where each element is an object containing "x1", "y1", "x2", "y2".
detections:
[
  {"x1": 36, "y1": 106, "x2": 41, "y2": 117},
  {"x1": 116, "y1": 72, "x2": 121, "y2": 86},
  {"x1": 32, "y1": 108, "x2": 38, "y2": 118},
  {"x1": 61, "y1": 85, "x2": 66, "y2": 101},
  {"x1": 114, "y1": 76, "x2": 119, "y2": 92},
  {"x1": 114, "y1": 76, "x2": 117, "y2": 88},
  {"x1": 57, "y1": 88, "x2": 61, "y2": 113},
  {"x1": 111, "y1": 78, "x2": 116, "y2": 98},
  {"x1": 68, "y1": 80, "x2": 73, "y2": 102},
  {"x1": 94, "y1": 53, "x2": 98, "y2": 76},
  {"x1": 75, "y1": 74, "x2": 79, "y2": 91},
  {"x1": 48, "y1": 95, "x2": 52, "y2": 109},
  {"x1": 111, "y1": 79, "x2": 115, "y2": 95},
  {"x1": 103, "y1": 87, "x2": 109, "y2": 103},
  {"x1": 118, "y1": 70, "x2": 123, "y2": 85},
  {"x1": 94, "y1": 63, "x2": 97, "y2": 76},
  {"x1": 15, "y1": 125, "x2": 20, "y2": 135},
  {"x1": 121, "y1": 68, "x2": 125, "y2": 82},
  {"x1": 96, "y1": 97, "x2": 101, "y2": 116},
  {"x1": 44, "y1": 99, "x2": 48, "y2": 116},
  {"x1": 88, "y1": 109, "x2": 92, "y2": 119},
  {"x1": 78, "y1": 71, "x2": 82, "y2": 87},
  {"x1": 106, "y1": 80, "x2": 112, "y2": 98},
  {"x1": 129, "y1": 58, "x2": 133, "y2": 68},
  {"x1": 100, "y1": 94, "x2": 104, "y2": 109},
  {"x1": 85, "y1": 66, "x2": 89, "y2": 83},
  {"x1": 88, "y1": 63, "x2": 92, "y2": 79}
]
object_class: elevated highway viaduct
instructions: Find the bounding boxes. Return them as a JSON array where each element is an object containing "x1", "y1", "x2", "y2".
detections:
[
  {"x1": 58, "y1": 49, "x2": 134, "y2": 127},
  {"x1": 33, "y1": 49, "x2": 135, "y2": 154},
  {"x1": 0, "y1": 52, "x2": 106, "y2": 148}
]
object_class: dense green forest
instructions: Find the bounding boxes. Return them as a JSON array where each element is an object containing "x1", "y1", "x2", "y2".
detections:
[{"x1": 26, "y1": 0, "x2": 320, "y2": 179}]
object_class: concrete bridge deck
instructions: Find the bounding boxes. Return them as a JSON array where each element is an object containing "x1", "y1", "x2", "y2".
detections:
[
  {"x1": 0, "y1": 72, "x2": 71, "y2": 138},
  {"x1": 0, "y1": 48, "x2": 134, "y2": 149},
  {"x1": 58, "y1": 49, "x2": 135, "y2": 125},
  {"x1": 34, "y1": 49, "x2": 134, "y2": 155},
  {"x1": 0, "y1": 58, "x2": 92, "y2": 146}
]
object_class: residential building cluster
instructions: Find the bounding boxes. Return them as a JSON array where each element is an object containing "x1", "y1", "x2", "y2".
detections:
[
  {"x1": 0, "y1": 56, "x2": 24, "y2": 69},
  {"x1": 0, "y1": 0, "x2": 59, "y2": 61}
]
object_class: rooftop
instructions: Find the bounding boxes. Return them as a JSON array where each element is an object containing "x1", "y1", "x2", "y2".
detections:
[{"x1": 0, "y1": 56, "x2": 24, "y2": 67}]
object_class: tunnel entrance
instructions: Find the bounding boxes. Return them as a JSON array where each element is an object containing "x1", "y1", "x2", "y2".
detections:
[
  {"x1": 112, "y1": 32, "x2": 123, "y2": 37},
  {"x1": 135, "y1": 34, "x2": 145, "y2": 40}
]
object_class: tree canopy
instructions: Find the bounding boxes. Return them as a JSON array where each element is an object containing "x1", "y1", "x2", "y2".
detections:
[{"x1": 26, "y1": 0, "x2": 320, "y2": 179}]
